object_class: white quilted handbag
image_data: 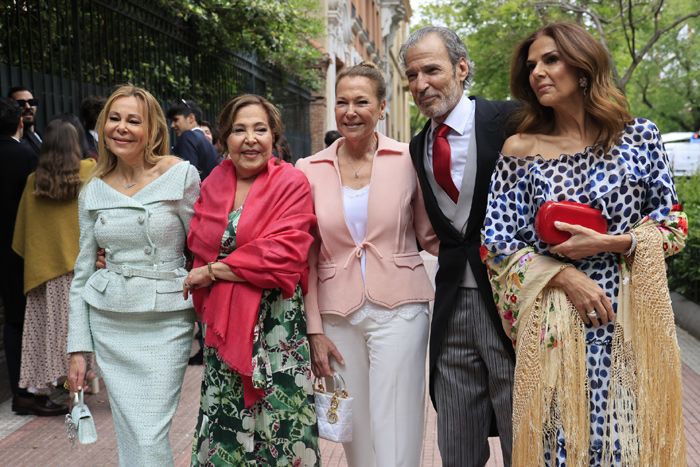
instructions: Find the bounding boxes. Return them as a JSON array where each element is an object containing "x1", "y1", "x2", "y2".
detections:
[{"x1": 314, "y1": 373, "x2": 353, "y2": 442}]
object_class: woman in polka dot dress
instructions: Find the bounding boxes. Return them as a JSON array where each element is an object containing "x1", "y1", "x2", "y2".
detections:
[{"x1": 481, "y1": 23, "x2": 688, "y2": 466}]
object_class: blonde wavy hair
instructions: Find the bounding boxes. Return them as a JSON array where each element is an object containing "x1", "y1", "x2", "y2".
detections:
[{"x1": 92, "y1": 85, "x2": 170, "y2": 178}]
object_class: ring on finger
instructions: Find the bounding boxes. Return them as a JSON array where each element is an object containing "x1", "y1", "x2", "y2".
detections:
[{"x1": 586, "y1": 310, "x2": 597, "y2": 318}]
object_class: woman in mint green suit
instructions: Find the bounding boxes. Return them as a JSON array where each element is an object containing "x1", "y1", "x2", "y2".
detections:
[{"x1": 67, "y1": 85, "x2": 200, "y2": 466}]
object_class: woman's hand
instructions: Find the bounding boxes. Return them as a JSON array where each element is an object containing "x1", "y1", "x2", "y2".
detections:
[
  {"x1": 95, "y1": 248, "x2": 106, "y2": 269},
  {"x1": 549, "y1": 266, "x2": 614, "y2": 326},
  {"x1": 183, "y1": 265, "x2": 212, "y2": 300},
  {"x1": 549, "y1": 222, "x2": 608, "y2": 259},
  {"x1": 550, "y1": 222, "x2": 633, "y2": 260},
  {"x1": 308, "y1": 334, "x2": 344, "y2": 378},
  {"x1": 68, "y1": 352, "x2": 87, "y2": 392}
]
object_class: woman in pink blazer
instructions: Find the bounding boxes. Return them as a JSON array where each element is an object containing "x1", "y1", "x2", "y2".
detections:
[{"x1": 296, "y1": 62, "x2": 439, "y2": 467}]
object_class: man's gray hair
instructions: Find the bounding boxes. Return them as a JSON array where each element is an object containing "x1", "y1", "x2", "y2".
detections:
[{"x1": 399, "y1": 26, "x2": 475, "y2": 90}]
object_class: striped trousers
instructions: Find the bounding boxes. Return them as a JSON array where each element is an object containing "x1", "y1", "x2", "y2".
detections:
[{"x1": 433, "y1": 288, "x2": 514, "y2": 467}]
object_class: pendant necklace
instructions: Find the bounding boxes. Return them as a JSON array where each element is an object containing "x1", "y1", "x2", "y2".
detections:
[
  {"x1": 342, "y1": 135, "x2": 377, "y2": 178},
  {"x1": 346, "y1": 158, "x2": 368, "y2": 178},
  {"x1": 123, "y1": 182, "x2": 136, "y2": 189}
]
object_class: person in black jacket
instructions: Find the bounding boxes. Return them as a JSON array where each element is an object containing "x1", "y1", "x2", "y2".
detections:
[
  {"x1": 401, "y1": 27, "x2": 516, "y2": 467},
  {"x1": 0, "y1": 97, "x2": 65, "y2": 416},
  {"x1": 8, "y1": 86, "x2": 42, "y2": 156},
  {"x1": 167, "y1": 99, "x2": 219, "y2": 179}
]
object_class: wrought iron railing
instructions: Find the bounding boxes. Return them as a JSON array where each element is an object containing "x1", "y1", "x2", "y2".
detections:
[{"x1": 0, "y1": 0, "x2": 312, "y2": 157}]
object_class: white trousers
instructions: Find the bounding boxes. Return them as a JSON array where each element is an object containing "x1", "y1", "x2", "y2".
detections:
[{"x1": 323, "y1": 307, "x2": 429, "y2": 467}]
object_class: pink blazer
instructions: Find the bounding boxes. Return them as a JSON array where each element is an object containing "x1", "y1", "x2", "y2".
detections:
[{"x1": 296, "y1": 133, "x2": 439, "y2": 334}]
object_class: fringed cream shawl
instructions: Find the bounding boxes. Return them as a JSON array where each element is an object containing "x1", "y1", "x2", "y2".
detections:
[{"x1": 483, "y1": 216, "x2": 688, "y2": 466}]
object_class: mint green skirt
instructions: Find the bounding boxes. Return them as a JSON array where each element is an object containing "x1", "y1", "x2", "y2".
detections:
[{"x1": 90, "y1": 307, "x2": 194, "y2": 467}]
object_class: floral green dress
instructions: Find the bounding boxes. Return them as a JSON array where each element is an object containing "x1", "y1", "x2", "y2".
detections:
[{"x1": 192, "y1": 207, "x2": 319, "y2": 466}]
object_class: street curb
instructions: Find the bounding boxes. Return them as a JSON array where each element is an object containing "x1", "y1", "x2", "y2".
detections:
[{"x1": 672, "y1": 291, "x2": 700, "y2": 341}]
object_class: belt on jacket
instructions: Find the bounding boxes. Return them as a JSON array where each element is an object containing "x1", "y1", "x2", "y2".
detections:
[
  {"x1": 343, "y1": 241, "x2": 384, "y2": 269},
  {"x1": 106, "y1": 257, "x2": 185, "y2": 280}
]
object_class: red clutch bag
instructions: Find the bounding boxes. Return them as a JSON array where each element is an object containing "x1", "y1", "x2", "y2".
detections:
[{"x1": 535, "y1": 201, "x2": 608, "y2": 245}]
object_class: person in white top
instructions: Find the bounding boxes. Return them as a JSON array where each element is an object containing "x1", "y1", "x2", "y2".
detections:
[{"x1": 296, "y1": 62, "x2": 439, "y2": 467}]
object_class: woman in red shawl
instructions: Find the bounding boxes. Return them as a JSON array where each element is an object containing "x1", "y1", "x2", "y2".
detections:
[{"x1": 184, "y1": 94, "x2": 319, "y2": 466}]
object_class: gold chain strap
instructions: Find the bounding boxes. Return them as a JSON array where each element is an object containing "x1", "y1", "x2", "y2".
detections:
[{"x1": 326, "y1": 389, "x2": 349, "y2": 424}]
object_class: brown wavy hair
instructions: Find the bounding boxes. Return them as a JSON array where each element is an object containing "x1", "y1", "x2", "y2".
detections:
[
  {"x1": 93, "y1": 85, "x2": 170, "y2": 178},
  {"x1": 34, "y1": 119, "x2": 82, "y2": 200},
  {"x1": 510, "y1": 22, "x2": 631, "y2": 150},
  {"x1": 218, "y1": 94, "x2": 283, "y2": 156}
]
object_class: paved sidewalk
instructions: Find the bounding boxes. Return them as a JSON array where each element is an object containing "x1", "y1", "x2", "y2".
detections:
[
  {"x1": 1, "y1": 252, "x2": 697, "y2": 465},
  {"x1": 1, "y1": 325, "x2": 699, "y2": 466}
]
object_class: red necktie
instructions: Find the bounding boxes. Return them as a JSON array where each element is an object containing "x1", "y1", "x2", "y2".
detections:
[{"x1": 432, "y1": 124, "x2": 459, "y2": 203}]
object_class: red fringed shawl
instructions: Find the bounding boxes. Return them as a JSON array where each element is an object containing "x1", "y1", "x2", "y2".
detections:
[{"x1": 187, "y1": 158, "x2": 316, "y2": 407}]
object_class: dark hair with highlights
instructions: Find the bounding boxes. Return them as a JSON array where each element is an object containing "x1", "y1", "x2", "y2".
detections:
[
  {"x1": 34, "y1": 119, "x2": 82, "y2": 200},
  {"x1": 510, "y1": 22, "x2": 631, "y2": 150}
]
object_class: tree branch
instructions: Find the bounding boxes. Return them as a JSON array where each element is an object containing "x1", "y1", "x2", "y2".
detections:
[{"x1": 620, "y1": 8, "x2": 700, "y2": 88}]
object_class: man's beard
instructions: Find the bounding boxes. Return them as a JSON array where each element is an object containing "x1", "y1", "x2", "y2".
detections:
[
  {"x1": 22, "y1": 116, "x2": 34, "y2": 131},
  {"x1": 418, "y1": 79, "x2": 463, "y2": 120}
]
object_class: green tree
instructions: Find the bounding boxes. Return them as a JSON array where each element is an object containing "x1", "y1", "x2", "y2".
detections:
[
  {"x1": 169, "y1": 0, "x2": 323, "y2": 88},
  {"x1": 416, "y1": 0, "x2": 700, "y2": 132}
]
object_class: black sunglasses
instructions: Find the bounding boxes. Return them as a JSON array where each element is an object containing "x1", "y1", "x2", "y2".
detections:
[{"x1": 16, "y1": 98, "x2": 39, "y2": 107}]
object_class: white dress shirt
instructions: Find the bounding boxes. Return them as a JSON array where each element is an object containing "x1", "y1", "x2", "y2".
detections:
[{"x1": 426, "y1": 95, "x2": 476, "y2": 191}]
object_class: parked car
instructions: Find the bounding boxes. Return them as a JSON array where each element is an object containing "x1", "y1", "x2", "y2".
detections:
[{"x1": 662, "y1": 132, "x2": 700, "y2": 176}]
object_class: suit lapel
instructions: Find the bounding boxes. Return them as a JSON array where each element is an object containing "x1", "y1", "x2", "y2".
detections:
[{"x1": 463, "y1": 97, "x2": 500, "y2": 240}]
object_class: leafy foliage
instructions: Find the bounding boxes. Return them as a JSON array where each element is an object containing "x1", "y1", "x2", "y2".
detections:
[
  {"x1": 415, "y1": 0, "x2": 700, "y2": 132},
  {"x1": 668, "y1": 173, "x2": 700, "y2": 301},
  {"x1": 170, "y1": 0, "x2": 324, "y2": 88}
]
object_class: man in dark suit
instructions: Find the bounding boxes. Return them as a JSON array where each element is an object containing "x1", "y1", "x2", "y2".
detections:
[
  {"x1": 400, "y1": 27, "x2": 516, "y2": 466},
  {"x1": 8, "y1": 86, "x2": 42, "y2": 156},
  {"x1": 0, "y1": 97, "x2": 65, "y2": 415},
  {"x1": 167, "y1": 99, "x2": 218, "y2": 180}
]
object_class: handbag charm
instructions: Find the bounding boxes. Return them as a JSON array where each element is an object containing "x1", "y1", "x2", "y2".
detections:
[
  {"x1": 314, "y1": 373, "x2": 353, "y2": 442},
  {"x1": 64, "y1": 389, "x2": 97, "y2": 446}
]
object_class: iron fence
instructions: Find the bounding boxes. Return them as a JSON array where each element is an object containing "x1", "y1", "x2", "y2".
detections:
[{"x1": 0, "y1": 0, "x2": 311, "y2": 157}]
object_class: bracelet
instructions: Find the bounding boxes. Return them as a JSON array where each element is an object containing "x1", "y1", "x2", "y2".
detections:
[
  {"x1": 623, "y1": 231, "x2": 637, "y2": 257},
  {"x1": 207, "y1": 262, "x2": 217, "y2": 282}
]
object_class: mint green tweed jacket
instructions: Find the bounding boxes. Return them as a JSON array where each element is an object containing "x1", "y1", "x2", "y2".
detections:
[{"x1": 67, "y1": 161, "x2": 200, "y2": 353}]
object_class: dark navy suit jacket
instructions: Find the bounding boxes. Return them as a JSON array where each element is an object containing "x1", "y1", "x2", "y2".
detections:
[{"x1": 172, "y1": 129, "x2": 218, "y2": 180}]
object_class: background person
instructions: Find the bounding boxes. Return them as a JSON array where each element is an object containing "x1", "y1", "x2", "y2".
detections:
[
  {"x1": 483, "y1": 22, "x2": 687, "y2": 465},
  {"x1": 67, "y1": 85, "x2": 200, "y2": 466},
  {"x1": 8, "y1": 86, "x2": 42, "y2": 156},
  {"x1": 55, "y1": 113, "x2": 93, "y2": 159},
  {"x1": 401, "y1": 27, "x2": 516, "y2": 466},
  {"x1": 297, "y1": 62, "x2": 439, "y2": 467},
  {"x1": 0, "y1": 97, "x2": 55, "y2": 416},
  {"x1": 323, "y1": 130, "x2": 341, "y2": 147},
  {"x1": 167, "y1": 99, "x2": 219, "y2": 179},
  {"x1": 187, "y1": 94, "x2": 318, "y2": 466},
  {"x1": 13, "y1": 119, "x2": 96, "y2": 402},
  {"x1": 80, "y1": 95, "x2": 106, "y2": 157}
]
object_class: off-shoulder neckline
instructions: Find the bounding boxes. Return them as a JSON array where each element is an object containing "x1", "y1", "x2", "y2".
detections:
[{"x1": 499, "y1": 144, "x2": 602, "y2": 163}]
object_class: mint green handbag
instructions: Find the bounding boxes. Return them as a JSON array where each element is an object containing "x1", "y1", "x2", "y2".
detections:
[{"x1": 65, "y1": 389, "x2": 97, "y2": 445}]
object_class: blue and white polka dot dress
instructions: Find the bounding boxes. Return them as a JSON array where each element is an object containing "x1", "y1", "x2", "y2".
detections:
[{"x1": 483, "y1": 118, "x2": 679, "y2": 466}]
